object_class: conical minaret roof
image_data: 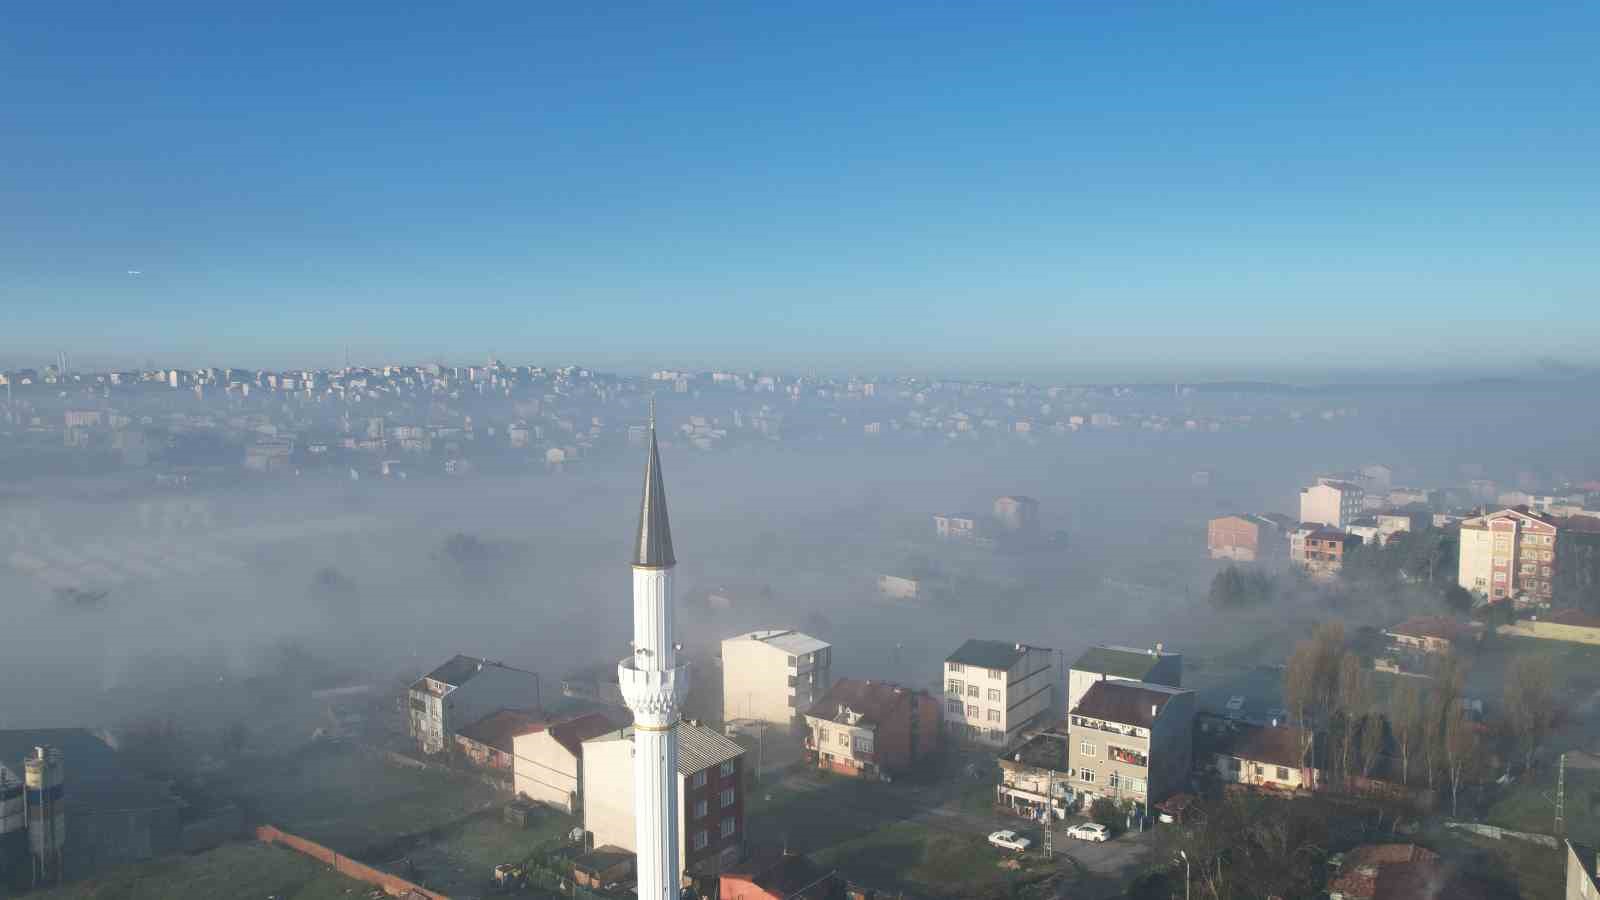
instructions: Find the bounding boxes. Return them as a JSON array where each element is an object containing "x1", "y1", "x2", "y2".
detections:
[{"x1": 632, "y1": 410, "x2": 675, "y2": 568}]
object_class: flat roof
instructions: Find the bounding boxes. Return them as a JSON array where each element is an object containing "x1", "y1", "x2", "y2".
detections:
[
  {"x1": 726, "y1": 629, "x2": 830, "y2": 656},
  {"x1": 1071, "y1": 645, "x2": 1174, "y2": 680},
  {"x1": 948, "y1": 639, "x2": 1045, "y2": 670}
]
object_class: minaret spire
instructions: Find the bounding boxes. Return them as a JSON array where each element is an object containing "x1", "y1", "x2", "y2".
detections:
[{"x1": 633, "y1": 399, "x2": 675, "y2": 568}]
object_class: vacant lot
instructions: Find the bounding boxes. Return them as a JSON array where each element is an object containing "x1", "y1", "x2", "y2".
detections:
[
  {"x1": 220, "y1": 743, "x2": 502, "y2": 857},
  {"x1": 1486, "y1": 762, "x2": 1600, "y2": 846},
  {"x1": 400, "y1": 806, "x2": 579, "y2": 896},
  {"x1": 30, "y1": 841, "x2": 364, "y2": 900}
]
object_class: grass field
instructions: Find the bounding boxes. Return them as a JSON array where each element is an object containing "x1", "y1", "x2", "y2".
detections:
[
  {"x1": 1421, "y1": 829, "x2": 1566, "y2": 900},
  {"x1": 29, "y1": 842, "x2": 365, "y2": 900},
  {"x1": 814, "y1": 820, "x2": 1053, "y2": 898},
  {"x1": 400, "y1": 805, "x2": 579, "y2": 895},
  {"x1": 1486, "y1": 763, "x2": 1600, "y2": 846},
  {"x1": 221, "y1": 744, "x2": 502, "y2": 857}
]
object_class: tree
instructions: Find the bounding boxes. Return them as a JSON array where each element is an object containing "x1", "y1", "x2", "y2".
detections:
[
  {"x1": 1208, "y1": 565, "x2": 1276, "y2": 610},
  {"x1": 1503, "y1": 655, "x2": 1555, "y2": 776},
  {"x1": 1089, "y1": 797, "x2": 1122, "y2": 833},
  {"x1": 1282, "y1": 621, "x2": 1348, "y2": 768},
  {"x1": 1335, "y1": 653, "x2": 1369, "y2": 783},
  {"x1": 1390, "y1": 680, "x2": 1420, "y2": 786},
  {"x1": 1360, "y1": 713, "x2": 1387, "y2": 779},
  {"x1": 1442, "y1": 584, "x2": 1474, "y2": 613},
  {"x1": 1444, "y1": 706, "x2": 1481, "y2": 817}
]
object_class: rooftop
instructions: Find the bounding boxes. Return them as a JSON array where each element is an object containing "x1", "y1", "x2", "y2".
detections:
[
  {"x1": 456, "y1": 708, "x2": 546, "y2": 752},
  {"x1": 947, "y1": 639, "x2": 1044, "y2": 670},
  {"x1": 727, "y1": 629, "x2": 830, "y2": 656},
  {"x1": 722, "y1": 852, "x2": 844, "y2": 899},
  {"x1": 585, "y1": 722, "x2": 744, "y2": 775},
  {"x1": 1004, "y1": 725, "x2": 1070, "y2": 771},
  {"x1": 540, "y1": 712, "x2": 619, "y2": 758},
  {"x1": 1212, "y1": 723, "x2": 1316, "y2": 770},
  {"x1": 1385, "y1": 616, "x2": 1484, "y2": 643},
  {"x1": 1071, "y1": 645, "x2": 1174, "y2": 680},
  {"x1": 1071, "y1": 680, "x2": 1190, "y2": 729},
  {"x1": 424, "y1": 653, "x2": 485, "y2": 688},
  {"x1": 805, "y1": 679, "x2": 926, "y2": 730}
]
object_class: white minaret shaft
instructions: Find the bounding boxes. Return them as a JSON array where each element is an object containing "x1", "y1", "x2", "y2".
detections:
[{"x1": 618, "y1": 408, "x2": 686, "y2": 900}]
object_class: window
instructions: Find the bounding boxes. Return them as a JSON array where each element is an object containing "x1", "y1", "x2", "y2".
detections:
[
  {"x1": 853, "y1": 736, "x2": 873, "y2": 753},
  {"x1": 989, "y1": 668, "x2": 1004, "y2": 680},
  {"x1": 967, "y1": 704, "x2": 980, "y2": 718},
  {"x1": 692, "y1": 771, "x2": 707, "y2": 789},
  {"x1": 720, "y1": 788, "x2": 735, "y2": 808},
  {"x1": 947, "y1": 699, "x2": 962, "y2": 715},
  {"x1": 838, "y1": 733, "x2": 849, "y2": 747},
  {"x1": 967, "y1": 684, "x2": 979, "y2": 698},
  {"x1": 787, "y1": 655, "x2": 797, "y2": 666},
  {"x1": 1080, "y1": 769, "x2": 1096, "y2": 783},
  {"x1": 410, "y1": 698, "x2": 427, "y2": 713},
  {"x1": 1228, "y1": 757, "x2": 1241, "y2": 772},
  {"x1": 1130, "y1": 777, "x2": 1145, "y2": 793},
  {"x1": 720, "y1": 761, "x2": 735, "y2": 778},
  {"x1": 947, "y1": 679, "x2": 963, "y2": 694},
  {"x1": 990, "y1": 728, "x2": 1004, "y2": 740},
  {"x1": 720, "y1": 817, "x2": 737, "y2": 838},
  {"x1": 818, "y1": 727, "x2": 830, "y2": 743},
  {"x1": 987, "y1": 708, "x2": 1001, "y2": 722},
  {"x1": 694, "y1": 799, "x2": 707, "y2": 818},
  {"x1": 1276, "y1": 766, "x2": 1290, "y2": 781},
  {"x1": 1108, "y1": 772, "x2": 1120, "y2": 789},
  {"x1": 1080, "y1": 741, "x2": 1095, "y2": 757},
  {"x1": 987, "y1": 688, "x2": 1001, "y2": 702},
  {"x1": 948, "y1": 662, "x2": 964, "y2": 673},
  {"x1": 693, "y1": 830, "x2": 709, "y2": 851}
]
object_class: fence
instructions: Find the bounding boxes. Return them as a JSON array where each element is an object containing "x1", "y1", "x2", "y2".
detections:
[
  {"x1": 256, "y1": 825, "x2": 452, "y2": 899},
  {"x1": 1445, "y1": 820, "x2": 1561, "y2": 849}
]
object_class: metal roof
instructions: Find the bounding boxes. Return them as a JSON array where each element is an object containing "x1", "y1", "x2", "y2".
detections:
[
  {"x1": 1070, "y1": 645, "x2": 1172, "y2": 680},
  {"x1": 632, "y1": 424, "x2": 675, "y2": 568},
  {"x1": 728, "y1": 629, "x2": 830, "y2": 656},
  {"x1": 1070, "y1": 680, "x2": 1190, "y2": 728},
  {"x1": 585, "y1": 722, "x2": 744, "y2": 775},
  {"x1": 946, "y1": 638, "x2": 1035, "y2": 670}
]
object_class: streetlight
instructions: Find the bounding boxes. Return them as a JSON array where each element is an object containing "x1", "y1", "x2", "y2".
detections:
[{"x1": 1177, "y1": 850, "x2": 1190, "y2": 900}]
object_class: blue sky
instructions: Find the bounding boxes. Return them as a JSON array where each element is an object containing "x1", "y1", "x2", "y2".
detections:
[{"x1": 3, "y1": 3, "x2": 1596, "y2": 378}]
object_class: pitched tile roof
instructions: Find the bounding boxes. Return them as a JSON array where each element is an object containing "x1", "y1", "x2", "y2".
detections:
[
  {"x1": 1070, "y1": 680, "x2": 1189, "y2": 729},
  {"x1": 456, "y1": 708, "x2": 545, "y2": 752},
  {"x1": 804, "y1": 679, "x2": 927, "y2": 729},
  {"x1": 542, "y1": 713, "x2": 619, "y2": 758},
  {"x1": 1212, "y1": 724, "x2": 1315, "y2": 770}
]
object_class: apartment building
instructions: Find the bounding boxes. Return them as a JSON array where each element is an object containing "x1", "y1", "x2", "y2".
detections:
[
  {"x1": 582, "y1": 722, "x2": 747, "y2": 875},
  {"x1": 1295, "y1": 526, "x2": 1360, "y2": 578},
  {"x1": 802, "y1": 678, "x2": 940, "y2": 780},
  {"x1": 1067, "y1": 645, "x2": 1183, "y2": 714},
  {"x1": 1207, "y1": 514, "x2": 1285, "y2": 562},
  {"x1": 721, "y1": 630, "x2": 832, "y2": 732},
  {"x1": 1067, "y1": 680, "x2": 1196, "y2": 807},
  {"x1": 1459, "y1": 507, "x2": 1559, "y2": 603},
  {"x1": 993, "y1": 495, "x2": 1040, "y2": 535},
  {"x1": 1300, "y1": 481, "x2": 1364, "y2": 528},
  {"x1": 943, "y1": 640, "x2": 1055, "y2": 748},
  {"x1": 407, "y1": 655, "x2": 542, "y2": 755},
  {"x1": 933, "y1": 513, "x2": 980, "y2": 541}
]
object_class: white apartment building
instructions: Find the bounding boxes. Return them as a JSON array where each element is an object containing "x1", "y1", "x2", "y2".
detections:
[
  {"x1": 1299, "y1": 480, "x2": 1364, "y2": 528},
  {"x1": 720, "y1": 630, "x2": 832, "y2": 731},
  {"x1": 1067, "y1": 644, "x2": 1182, "y2": 714},
  {"x1": 942, "y1": 639, "x2": 1055, "y2": 748}
]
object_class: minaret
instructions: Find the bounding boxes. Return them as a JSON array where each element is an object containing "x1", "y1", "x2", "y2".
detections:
[{"x1": 618, "y1": 400, "x2": 687, "y2": 900}]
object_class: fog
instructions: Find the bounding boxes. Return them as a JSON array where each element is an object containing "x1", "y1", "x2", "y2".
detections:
[{"x1": 3, "y1": 376, "x2": 1599, "y2": 747}]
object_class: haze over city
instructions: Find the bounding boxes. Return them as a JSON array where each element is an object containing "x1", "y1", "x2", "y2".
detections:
[{"x1": 4, "y1": 4, "x2": 1600, "y2": 900}]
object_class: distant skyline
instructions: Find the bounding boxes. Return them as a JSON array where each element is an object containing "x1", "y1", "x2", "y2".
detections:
[{"x1": 4, "y1": 3, "x2": 1597, "y2": 378}]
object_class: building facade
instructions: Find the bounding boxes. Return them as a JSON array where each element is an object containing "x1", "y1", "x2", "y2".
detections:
[
  {"x1": 996, "y1": 725, "x2": 1074, "y2": 821},
  {"x1": 993, "y1": 496, "x2": 1040, "y2": 535},
  {"x1": 933, "y1": 513, "x2": 979, "y2": 541},
  {"x1": 1211, "y1": 724, "x2": 1319, "y2": 792},
  {"x1": 407, "y1": 655, "x2": 541, "y2": 755},
  {"x1": 1067, "y1": 681, "x2": 1196, "y2": 808},
  {"x1": 802, "y1": 679, "x2": 940, "y2": 780},
  {"x1": 512, "y1": 713, "x2": 617, "y2": 814},
  {"x1": 1300, "y1": 481, "x2": 1364, "y2": 528},
  {"x1": 720, "y1": 630, "x2": 832, "y2": 732},
  {"x1": 1298, "y1": 526, "x2": 1359, "y2": 578},
  {"x1": 1459, "y1": 508, "x2": 1559, "y2": 603},
  {"x1": 943, "y1": 640, "x2": 1056, "y2": 748},
  {"x1": 1207, "y1": 514, "x2": 1281, "y2": 562},
  {"x1": 454, "y1": 709, "x2": 544, "y2": 770},
  {"x1": 1067, "y1": 645, "x2": 1183, "y2": 715},
  {"x1": 581, "y1": 723, "x2": 746, "y2": 878}
]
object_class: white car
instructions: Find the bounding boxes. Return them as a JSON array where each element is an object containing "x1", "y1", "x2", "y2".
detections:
[
  {"x1": 1066, "y1": 822, "x2": 1110, "y2": 842},
  {"x1": 1225, "y1": 695, "x2": 1246, "y2": 712},
  {"x1": 987, "y1": 830, "x2": 1032, "y2": 852}
]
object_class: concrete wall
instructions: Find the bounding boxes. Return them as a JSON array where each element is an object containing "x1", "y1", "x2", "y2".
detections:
[
  {"x1": 1497, "y1": 621, "x2": 1600, "y2": 646},
  {"x1": 257, "y1": 825, "x2": 449, "y2": 899},
  {"x1": 1459, "y1": 526, "x2": 1494, "y2": 595},
  {"x1": 513, "y1": 730, "x2": 581, "y2": 813},
  {"x1": 581, "y1": 735, "x2": 742, "y2": 873},
  {"x1": 721, "y1": 635, "x2": 829, "y2": 730},
  {"x1": 1213, "y1": 754, "x2": 1313, "y2": 791}
]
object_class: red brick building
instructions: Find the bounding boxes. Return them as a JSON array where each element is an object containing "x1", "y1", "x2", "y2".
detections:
[
  {"x1": 1207, "y1": 514, "x2": 1285, "y2": 562},
  {"x1": 802, "y1": 679, "x2": 940, "y2": 780}
]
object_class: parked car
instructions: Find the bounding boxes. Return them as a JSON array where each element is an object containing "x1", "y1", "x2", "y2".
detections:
[
  {"x1": 1066, "y1": 823, "x2": 1110, "y2": 842},
  {"x1": 1225, "y1": 696, "x2": 1246, "y2": 712},
  {"x1": 987, "y1": 830, "x2": 1032, "y2": 852}
]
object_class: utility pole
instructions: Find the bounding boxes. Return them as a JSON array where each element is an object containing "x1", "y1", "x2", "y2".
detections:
[
  {"x1": 1043, "y1": 768, "x2": 1054, "y2": 859},
  {"x1": 1178, "y1": 850, "x2": 1190, "y2": 900},
  {"x1": 1555, "y1": 752, "x2": 1567, "y2": 835}
]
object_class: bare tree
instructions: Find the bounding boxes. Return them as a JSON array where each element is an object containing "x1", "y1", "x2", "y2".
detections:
[
  {"x1": 1390, "y1": 680, "x2": 1419, "y2": 785},
  {"x1": 1504, "y1": 654, "x2": 1555, "y2": 777},
  {"x1": 1444, "y1": 705, "x2": 1481, "y2": 818},
  {"x1": 1284, "y1": 642, "x2": 1319, "y2": 768},
  {"x1": 1335, "y1": 652, "x2": 1368, "y2": 783},
  {"x1": 1360, "y1": 713, "x2": 1386, "y2": 779}
]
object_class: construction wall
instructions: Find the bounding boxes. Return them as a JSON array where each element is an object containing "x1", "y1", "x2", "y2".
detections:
[{"x1": 256, "y1": 825, "x2": 450, "y2": 899}]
